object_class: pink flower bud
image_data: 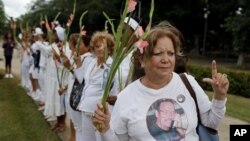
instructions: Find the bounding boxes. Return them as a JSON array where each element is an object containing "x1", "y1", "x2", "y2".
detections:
[{"x1": 127, "y1": 0, "x2": 137, "y2": 13}]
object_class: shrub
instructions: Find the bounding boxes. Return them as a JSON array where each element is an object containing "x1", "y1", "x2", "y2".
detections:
[{"x1": 187, "y1": 64, "x2": 250, "y2": 98}]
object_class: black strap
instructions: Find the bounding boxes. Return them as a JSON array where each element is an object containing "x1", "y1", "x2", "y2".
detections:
[
  {"x1": 179, "y1": 73, "x2": 201, "y2": 123},
  {"x1": 179, "y1": 73, "x2": 218, "y2": 134}
]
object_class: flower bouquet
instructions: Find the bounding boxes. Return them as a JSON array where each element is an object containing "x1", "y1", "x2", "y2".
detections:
[{"x1": 97, "y1": 0, "x2": 154, "y2": 130}]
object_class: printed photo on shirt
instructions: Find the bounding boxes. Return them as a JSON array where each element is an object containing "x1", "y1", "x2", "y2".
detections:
[{"x1": 146, "y1": 98, "x2": 188, "y2": 141}]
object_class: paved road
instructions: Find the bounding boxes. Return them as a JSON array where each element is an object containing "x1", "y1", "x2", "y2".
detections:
[{"x1": 0, "y1": 44, "x2": 249, "y2": 141}]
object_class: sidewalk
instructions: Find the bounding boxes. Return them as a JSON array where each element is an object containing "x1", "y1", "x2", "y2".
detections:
[{"x1": 0, "y1": 44, "x2": 249, "y2": 141}]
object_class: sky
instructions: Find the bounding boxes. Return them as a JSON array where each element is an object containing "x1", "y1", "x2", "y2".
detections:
[{"x1": 2, "y1": 0, "x2": 32, "y2": 19}]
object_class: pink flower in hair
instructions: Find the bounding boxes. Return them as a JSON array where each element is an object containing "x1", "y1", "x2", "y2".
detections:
[
  {"x1": 134, "y1": 26, "x2": 144, "y2": 38},
  {"x1": 127, "y1": 0, "x2": 137, "y2": 13},
  {"x1": 135, "y1": 39, "x2": 148, "y2": 54}
]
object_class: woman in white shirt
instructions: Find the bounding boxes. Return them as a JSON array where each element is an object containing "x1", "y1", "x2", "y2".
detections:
[
  {"x1": 73, "y1": 31, "x2": 119, "y2": 141},
  {"x1": 60, "y1": 33, "x2": 92, "y2": 141},
  {"x1": 92, "y1": 23, "x2": 229, "y2": 141}
]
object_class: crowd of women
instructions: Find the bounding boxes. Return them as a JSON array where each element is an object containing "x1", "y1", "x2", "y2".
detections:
[{"x1": 2, "y1": 15, "x2": 229, "y2": 141}]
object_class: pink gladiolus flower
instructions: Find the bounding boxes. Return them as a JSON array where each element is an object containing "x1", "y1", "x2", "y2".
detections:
[
  {"x1": 127, "y1": 0, "x2": 137, "y2": 13},
  {"x1": 67, "y1": 19, "x2": 72, "y2": 27},
  {"x1": 69, "y1": 13, "x2": 74, "y2": 21},
  {"x1": 51, "y1": 22, "x2": 55, "y2": 30},
  {"x1": 135, "y1": 39, "x2": 148, "y2": 54},
  {"x1": 81, "y1": 26, "x2": 87, "y2": 36},
  {"x1": 134, "y1": 26, "x2": 144, "y2": 38},
  {"x1": 40, "y1": 20, "x2": 45, "y2": 25},
  {"x1": 45, "y1": 22, "x2": 51, "y2": 31}
]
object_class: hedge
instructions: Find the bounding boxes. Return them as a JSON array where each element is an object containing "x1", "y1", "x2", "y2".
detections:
[{"x1": 187, "y1": 64, "x2": 250, "y2": 98}]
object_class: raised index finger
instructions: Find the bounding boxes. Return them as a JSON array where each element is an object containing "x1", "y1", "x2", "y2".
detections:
[{"x1": 211, "y1": 60, "x2": 217, "y2": 78}]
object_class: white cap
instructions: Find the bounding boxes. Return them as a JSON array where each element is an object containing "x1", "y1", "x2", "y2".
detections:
[
  {"x1": 33, "y1": 27, "x2": 44, "y2": 36},
  {"x1": 54, "y1": 20, "x2": 59, "y2": 25},
  {"x1": 18, "y1": 33, "x2": 22, "y2": 40},
  {"x1": 55, "y1": 25, "x2": 65, "y2": 41},
  {"x1": 124, "y1": 17, "x2": 139, "y2": 30}
]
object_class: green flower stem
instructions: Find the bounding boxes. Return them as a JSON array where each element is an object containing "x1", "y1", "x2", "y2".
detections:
[
  {"x1": 45, "y1": 16, "x2": 52, "y2": 44},
  {"x1": 97, "y1": 0, "x2": 154, "y2": 131}
]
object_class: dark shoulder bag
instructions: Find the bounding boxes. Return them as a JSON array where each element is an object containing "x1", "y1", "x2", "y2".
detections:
[
  {"x1": 69, "y1": 79, "x2": 85, "y2": 111},
  {"x1": 179, "y1": 73, "x2": 219, "y2": 141}
]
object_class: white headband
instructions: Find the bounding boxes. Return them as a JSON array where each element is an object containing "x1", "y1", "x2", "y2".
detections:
[{"x1": 124, "y1": 17, "x2": 139, "y2": 30}]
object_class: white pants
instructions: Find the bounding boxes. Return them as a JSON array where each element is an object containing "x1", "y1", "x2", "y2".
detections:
[
  {"x1": 69, "y1": 108, "x2": 84, "y2": 141},
  {"x1": 81, "y1": 112, "x2": 102, "y2": 141}
]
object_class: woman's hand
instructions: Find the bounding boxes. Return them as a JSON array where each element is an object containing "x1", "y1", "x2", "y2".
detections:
[
  {"x1": 51, "y1": 47, "x2": 61, "y2": 63},
  {"x1": 92, "y1": 102, "x2": 111, "y2": 133},
  {"x1": 202, "y1": 60, "x2": 229, "y2": 100},
  {"x1": 60, "y1": 51, "x2": 72, "y2": 71}
]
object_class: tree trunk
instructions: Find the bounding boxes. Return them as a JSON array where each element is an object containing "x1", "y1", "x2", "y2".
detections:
[
  {"x1": 189, "y1": 34, "x2": 200, "y2": 56},
  {"x1": 237, "y1": 53, "x2": 245, "y2": 67}
]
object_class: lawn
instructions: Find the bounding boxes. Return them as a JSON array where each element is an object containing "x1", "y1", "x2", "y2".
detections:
[
  {"x1": 0, "y1": 73, "x2": 61, "y2": 141},
  {"x1": 206, "y1": 91, "x2": 250, "y2": 123}
]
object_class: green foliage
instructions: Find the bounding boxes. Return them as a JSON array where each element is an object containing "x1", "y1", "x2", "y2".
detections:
[
  {"x1": 0, "y1": 0, "x2": 7, "y2": 34},
  {"x1": 14, "y1": 0, "x2": 250, "y2": 61},
  {"x1": 20, "y1": 0, "x2": 121, "y2": 34},
  {"x1": 223, "y1": 0, "x2": 250, "y2": 53},
  {"x1": 187, "y1": 64, "x2": 250, "y2": 97}
]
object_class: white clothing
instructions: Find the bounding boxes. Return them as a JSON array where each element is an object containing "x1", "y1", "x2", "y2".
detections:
[
  {"x1": 43, "y1": 43, "x2": 70, "y2": 117},
  {"x1": 119, "y1": 51, "x2": 133, "y2": 90},
  {"x1": 75, "y1": 56, "x2": 119, "y2": 113},
  {"x1": 37, "y1": 41, "x2": 49, "y2": 102},
  {"x1": 81, "y1": 112, "x2": 102, "y2": 141},
  {"x1": 29, "y1": 41, "x2": 44, "y2": 79},
  {"x1": 20, "y1": 47, "x2": 32, "y2": 90},
  {"x1": 101, "y1": 73, "x2": 226, "y2": 141},
  {"x1": 66, "y1": 53, "x2": 93, "y2": 141},
  {"x1": 74, "y1": 56, "x2": 119, "y2": 141}
]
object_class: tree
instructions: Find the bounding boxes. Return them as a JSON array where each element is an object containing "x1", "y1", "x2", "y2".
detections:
[
  {"x1": 0, "y1": 0, "x2": 7, "y2": 35},
  {"x1": 20, "y1": 0, "x2": 121, "y2": 35},
  {"x1": 223, "y1": 0, "x2": 250, "y2": 67}
]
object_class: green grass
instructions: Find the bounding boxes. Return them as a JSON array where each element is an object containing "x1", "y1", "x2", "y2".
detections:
[
  {"x1": 0, "y1": 72, "x2": 61, "y2": 141},
  {"x1": 206, "y1": 91, "x2": 250, "y2": 123}
]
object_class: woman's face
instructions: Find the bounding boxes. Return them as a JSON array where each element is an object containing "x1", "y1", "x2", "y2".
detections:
[
  {"x1": 94, "y1": 40, "x2": 105, "y2": 59},
  {"x1": 144, "y1": 36, "x2": 176, "y2": 79},
  {"x1": 69, "y1": 41, "x2": 88, "y2": 56},
  {"x1": 7, "y1": 33, "x2": 12, "y2": 39}
]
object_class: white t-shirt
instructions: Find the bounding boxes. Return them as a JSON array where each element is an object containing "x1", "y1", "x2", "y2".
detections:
[
  {"x1": 75, "y1": 56, "x2": 119, "y2": 113},
  {"x1": 102, "y1": 72, "x2": 226, "y2": 141}
]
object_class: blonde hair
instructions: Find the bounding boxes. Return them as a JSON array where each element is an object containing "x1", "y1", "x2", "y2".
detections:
[{"x1": 89, "y1": 31, "x2": 115, "y2": 56}]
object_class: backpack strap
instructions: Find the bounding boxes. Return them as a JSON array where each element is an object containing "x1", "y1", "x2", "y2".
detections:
[
  {"x1": 179, "y1": 73, "x2": 218, "y2": 134},
  {"x1": 179, "y1": 73, "x2": 201, "y2": 123}
]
